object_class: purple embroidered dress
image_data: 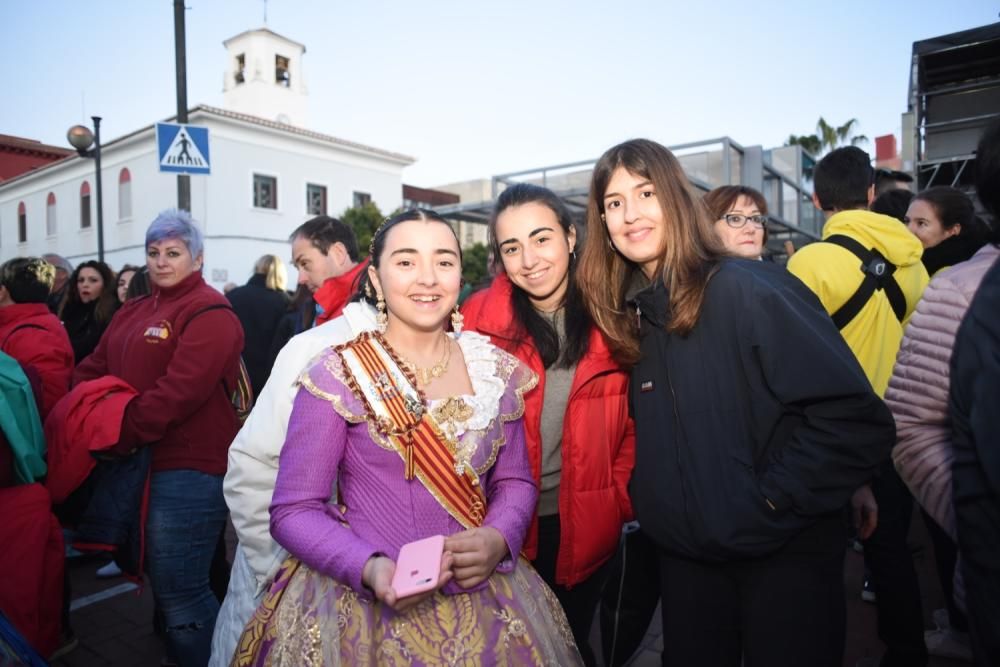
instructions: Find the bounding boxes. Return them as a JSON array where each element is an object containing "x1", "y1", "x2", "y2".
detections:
[{"x1": 233, "y1": 332, "x2": 581, "y2": 666}]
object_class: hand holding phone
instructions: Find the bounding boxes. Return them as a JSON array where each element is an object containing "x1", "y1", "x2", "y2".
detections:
[
  {"x1": 361, "y1": 540, "x2": 454, "y2": 611},
  {"x1": 391, "y1": 534, "x2": 446, "y2": 599},
  {"x1": 443, "y1": 526, "x2": 509, "y2": 589},
  {"x1": 363, "y1": 538, "x2": 453, "y2": 612}
]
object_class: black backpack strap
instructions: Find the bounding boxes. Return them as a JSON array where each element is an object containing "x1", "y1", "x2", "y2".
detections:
[
  {"x1": 177, "y1": 303, "x2": 254, "y2": 416},
  {"x1": 178, "y1": 303, "x2": 235, "y2": 335},
  {"x1": 824, "y1": 234, "x2": 907, "y2": 329},
  {"x1": 177, "y1": 303, "x2": 239, "y2": 393},
  {"x1": 1, "y1": 323, "x2": 45, "y2": 348}
]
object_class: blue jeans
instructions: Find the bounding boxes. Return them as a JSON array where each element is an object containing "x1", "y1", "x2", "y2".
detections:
[{"x1": 146, "y1": 470, "x2": 228, "y2": 667}]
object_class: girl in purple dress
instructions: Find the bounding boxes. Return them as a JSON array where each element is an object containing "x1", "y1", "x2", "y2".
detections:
[{"x1": 232, "y1": 209, "x2": 581, "y2": 666}]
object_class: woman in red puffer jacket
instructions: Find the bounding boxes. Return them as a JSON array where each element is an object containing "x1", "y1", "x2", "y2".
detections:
[{"x1": 461, "y1": 183, "x2": 634, "y2": 666}]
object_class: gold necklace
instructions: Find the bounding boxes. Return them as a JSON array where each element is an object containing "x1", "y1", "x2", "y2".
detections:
[{"x1": 400, "y1": 337, "x2": 452, "y2": 386}]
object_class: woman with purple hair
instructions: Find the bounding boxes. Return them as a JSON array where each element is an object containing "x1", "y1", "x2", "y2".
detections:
[{"x1": 75, "y1": 209, "x2": 244, "y2": 666}]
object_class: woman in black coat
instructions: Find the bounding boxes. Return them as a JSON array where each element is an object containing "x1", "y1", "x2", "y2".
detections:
[
  {"x1": 225, "y1": 255, "x2": 290, "y2": 397},
  {"x1": 577, "y1": 139, "x2": 894, "y2": 667},
  {"x1": 58, "y1": 260, "x2": 118, "y2": 364}
]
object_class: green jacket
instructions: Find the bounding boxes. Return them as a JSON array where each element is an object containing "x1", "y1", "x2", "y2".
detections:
[{"x1": 0, "y1": 351, "x2": 46, "y2": 484}]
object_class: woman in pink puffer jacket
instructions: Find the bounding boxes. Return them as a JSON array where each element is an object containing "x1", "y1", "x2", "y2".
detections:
[
  {"x1": 889, "y1": 243, "x2": 1000, "y2": 531},
  {"x1": 886, "y1": 241, "x2": 999, "y2": 657}
]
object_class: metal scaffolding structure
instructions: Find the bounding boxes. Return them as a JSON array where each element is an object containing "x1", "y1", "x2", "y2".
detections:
[{"x1": 909, "y1": 23, "x2": 1000, "y2": 197}]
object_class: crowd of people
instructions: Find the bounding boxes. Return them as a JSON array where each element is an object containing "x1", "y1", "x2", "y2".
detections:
[{"x1": 1, "y1": 120, "x2": 999, "y2": 667}]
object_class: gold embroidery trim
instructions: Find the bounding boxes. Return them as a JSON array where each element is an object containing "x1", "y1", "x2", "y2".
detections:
[
  {"x1": 476, "y1": 348, "x2": 539, "y2": 475},
  {"x1": 297, "y1": 352, "x2": 395, "y2": 451},
  {"x1": 299, "y1": 371, "x2": 367, "y2": 424},
  {"x1": 336, "y1": 332, "x2": 487, "y2": 527}
]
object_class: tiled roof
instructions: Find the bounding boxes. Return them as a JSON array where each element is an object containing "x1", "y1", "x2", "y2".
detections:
[{"x1": 0, "y1": 134, "x2": 73, "y2": 158}]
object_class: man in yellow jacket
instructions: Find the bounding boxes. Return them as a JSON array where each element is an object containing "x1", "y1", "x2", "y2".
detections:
[
  {"x1": 788, "y1": 147, "x2": 928, "y2": 397},
  {"x1": 788, "y1": 145, "x2": 930, "y2": 667}
]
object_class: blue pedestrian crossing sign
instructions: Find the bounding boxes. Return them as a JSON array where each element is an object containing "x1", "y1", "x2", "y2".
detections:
[{"x1": 156, "y1": 123, "x2": 211, "y2": 174}]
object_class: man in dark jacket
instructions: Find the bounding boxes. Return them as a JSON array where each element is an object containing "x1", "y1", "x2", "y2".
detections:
[{"x1": 949, "y1": 118, "x2": 1000, "y2": 667}]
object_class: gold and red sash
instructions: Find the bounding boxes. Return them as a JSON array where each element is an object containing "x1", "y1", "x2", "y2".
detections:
[{"x1": 335, "y1": 331, "x2": 487, "y2": 530}]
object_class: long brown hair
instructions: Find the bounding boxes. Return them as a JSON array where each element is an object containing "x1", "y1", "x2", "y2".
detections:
[
  {"x1": 58, "y1": 260, "x2": 118, "y2": 324},
  {"x1": 577, "y1": 139, "x2": 721, "y2": 365}
]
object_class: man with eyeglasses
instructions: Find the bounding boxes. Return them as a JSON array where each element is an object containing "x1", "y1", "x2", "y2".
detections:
[{"x1": 788, "y1": 146, "x2": 930, "y2": 667}]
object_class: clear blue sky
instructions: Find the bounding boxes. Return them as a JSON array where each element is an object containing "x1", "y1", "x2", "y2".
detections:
[{"x1": 4, "y1": 1, "x2": 997, "y2": 188}]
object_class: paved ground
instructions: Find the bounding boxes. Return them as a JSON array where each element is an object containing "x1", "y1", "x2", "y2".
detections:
[{"x1": 51, "y1": 514, "x2": 969, "y2": 667}]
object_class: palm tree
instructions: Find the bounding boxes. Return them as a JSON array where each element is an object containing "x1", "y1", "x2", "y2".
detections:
[
  {"x1": 786, "y1": 133, "x2": 822, "y2": 156},
  {"x1": 787, "y1": 117, "x2": 868, "y2": 157}
]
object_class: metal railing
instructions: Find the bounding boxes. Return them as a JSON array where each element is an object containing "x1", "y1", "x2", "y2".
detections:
[{"x1": 435, "y1": 137, "x2": 821, "y2": 254}]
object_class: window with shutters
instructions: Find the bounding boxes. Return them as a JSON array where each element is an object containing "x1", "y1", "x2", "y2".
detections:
[
  {"x1": 306, "y1": 183, "x2": 327, "y2": 215},
  {"x1": 253, "y1": 174, "x2": 277, "y2": 209},
  {"x1": 17, "y1": 202, "x2": 27, "y2": 243},
  {"x1": 80, "y1": 181, "x2": 92, "y2": 228}
]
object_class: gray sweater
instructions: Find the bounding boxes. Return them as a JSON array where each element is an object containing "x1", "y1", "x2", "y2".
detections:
[{"x1": 537, "y1": 308, "x2": 576, "y2": 516}]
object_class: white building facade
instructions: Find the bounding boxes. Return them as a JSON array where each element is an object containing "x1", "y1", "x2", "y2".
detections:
[{"x1": 0, "y1": 28, "x2": 413, "y2": 289}]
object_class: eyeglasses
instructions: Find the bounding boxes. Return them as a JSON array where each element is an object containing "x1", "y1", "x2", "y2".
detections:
[{"x1": 720, "y1": 214, "x2": 767, "y2": 229}]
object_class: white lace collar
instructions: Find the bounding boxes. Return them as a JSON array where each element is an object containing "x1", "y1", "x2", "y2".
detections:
[{"x1": 426, "y1": 331, "x2": 504, "y2": 434}]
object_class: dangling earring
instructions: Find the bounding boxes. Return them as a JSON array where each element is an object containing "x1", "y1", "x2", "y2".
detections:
[
  {"x1": 375, "y1": 294, "x2": 388, "y2": 334},
  {"x1": 451, "y1": 304, "x2": 464, "y2": 335},
  {"x1": 364, "y1": 282, "x2": 373, "y2": 300},
  {"x1": 570, "y1": 249, "x2": 577, "y2": 262}
]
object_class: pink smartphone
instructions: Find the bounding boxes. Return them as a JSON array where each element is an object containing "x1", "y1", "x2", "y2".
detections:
[{"x1": 391, "y1": 534, "x2": 445, "y2": 599}]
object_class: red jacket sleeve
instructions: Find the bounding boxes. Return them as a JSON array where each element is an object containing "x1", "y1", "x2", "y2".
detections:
[{"x1": 116, "y1": 309, "x2": 243, "y2": 451}]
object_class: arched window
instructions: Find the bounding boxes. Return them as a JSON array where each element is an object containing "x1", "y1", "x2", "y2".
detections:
[
  {"x1": 118, "y1": 168, "x2": 132, "y2": 220},
  {"x1": 80, "y1": 181, "x2": 92, "y2": 229},
  {"x1": 17, "y1": 202, "x2": 27, "y2": 244},
  {"x1": 46, "y1": 192, "x2": 57, "y2": 236}
]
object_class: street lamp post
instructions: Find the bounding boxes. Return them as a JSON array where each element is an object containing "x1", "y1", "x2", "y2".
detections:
[{"x1": 66, "y1": 116, "x2": 105, "y2": 263}]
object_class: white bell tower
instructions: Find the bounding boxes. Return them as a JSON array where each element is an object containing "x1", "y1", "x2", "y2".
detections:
[{"x1": 222, "y1": 28, "x2": 308, "y2": 127}]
